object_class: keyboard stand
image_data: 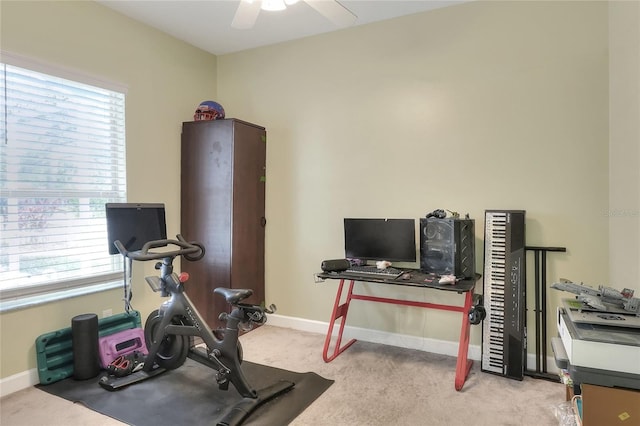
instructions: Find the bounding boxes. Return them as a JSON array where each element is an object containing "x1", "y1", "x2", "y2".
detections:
[{"x1": 316, "y1": 270, "x2": 480, "y2": 391}]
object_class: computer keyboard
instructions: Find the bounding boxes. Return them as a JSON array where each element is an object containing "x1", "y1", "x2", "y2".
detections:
[{"x1": 344, "y1": 265, "x2": 403, "y2": 279}]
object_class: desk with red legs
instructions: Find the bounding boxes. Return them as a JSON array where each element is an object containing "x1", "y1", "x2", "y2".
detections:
[{"x1": 317, "y1": 271, "x2": 480, "y2": 391}]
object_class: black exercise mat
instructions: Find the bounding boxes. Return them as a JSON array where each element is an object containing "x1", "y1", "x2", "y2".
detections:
[{"x1": 37, "y1": 359, "x2": 333, "y2": 426}]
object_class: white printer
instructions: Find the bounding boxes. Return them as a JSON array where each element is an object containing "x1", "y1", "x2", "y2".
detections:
[{"x1": 552, "y1": 299, "x2": 640, "y2": 390}]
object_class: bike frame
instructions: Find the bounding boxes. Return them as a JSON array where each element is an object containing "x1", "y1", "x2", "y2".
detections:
[
  {"x1": 144, "y1": 255, "x2": 257, "y2": 398},
  {"x1": 100, "y1": 235, "x2": 294, "y2": 426}
]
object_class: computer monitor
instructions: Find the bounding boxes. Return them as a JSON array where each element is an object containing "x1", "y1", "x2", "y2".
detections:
[
  {"x1": 344, "y1": 218, "x2": 416, "y2": 263},
  {"x1": 105, "y1": 203, "x2": 167, "y2": 254}
]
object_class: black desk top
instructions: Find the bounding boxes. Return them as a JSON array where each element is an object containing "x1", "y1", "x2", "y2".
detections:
[{"x1": 316, "y1": 270, "x2": 480, "y2": 293}]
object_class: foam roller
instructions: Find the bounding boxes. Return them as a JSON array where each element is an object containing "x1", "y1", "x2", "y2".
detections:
[{"x1": 71, "y1": 313, "x2": 100, "y2": 380}]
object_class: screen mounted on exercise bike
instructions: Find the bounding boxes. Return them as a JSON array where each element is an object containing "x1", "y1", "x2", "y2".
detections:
[{"x1": 106, "y1": 203, "x2": 168, "y2": 255}]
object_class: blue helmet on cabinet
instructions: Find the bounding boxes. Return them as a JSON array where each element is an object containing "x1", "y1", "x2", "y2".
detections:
[{"x1": 194, "y1": 100, "x2": 225, "y2": 121}]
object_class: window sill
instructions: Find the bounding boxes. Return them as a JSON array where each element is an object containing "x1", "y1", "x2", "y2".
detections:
[{"x1": 0, "y1": 280, "x2": 122, "y2": 314}]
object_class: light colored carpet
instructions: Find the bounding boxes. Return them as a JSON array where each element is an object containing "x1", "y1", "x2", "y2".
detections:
[{"x1": 1, "y1": 325, "x2": 565, "y2": 425}]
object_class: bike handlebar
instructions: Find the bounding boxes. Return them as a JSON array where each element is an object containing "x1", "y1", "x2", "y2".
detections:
[{"x1": 113, "y1": 234, "x2": 205, "y2": 262}]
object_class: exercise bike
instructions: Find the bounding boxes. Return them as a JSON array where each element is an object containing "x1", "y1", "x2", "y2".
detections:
[{"x1": 99, "y1": 234, "x2": 295, "y2": 426}]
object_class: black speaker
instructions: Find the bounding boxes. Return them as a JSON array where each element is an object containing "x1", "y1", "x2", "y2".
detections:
[
  {"x1": 71, "y1": 313, "x2": 100, "y2": 380},
  {"x1": 420, "y1": 218, "x2": 475, "y2": 278},
  {"x1": 321, "y1": 259, "x2": 350, "y2": 272}
]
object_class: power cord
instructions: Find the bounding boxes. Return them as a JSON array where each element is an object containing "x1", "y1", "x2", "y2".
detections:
[{"x1": 122, "y1": 256, "x2": 134, "y2": 313}]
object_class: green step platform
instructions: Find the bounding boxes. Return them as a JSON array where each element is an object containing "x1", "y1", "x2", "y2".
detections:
[{"x1": 35, "y1": 310, "x2": 142, "y2": 384}]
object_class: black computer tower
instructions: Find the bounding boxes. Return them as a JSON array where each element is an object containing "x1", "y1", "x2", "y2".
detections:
[{"x1": 420, "y1": 218, "x2": 475, "y2": 278}]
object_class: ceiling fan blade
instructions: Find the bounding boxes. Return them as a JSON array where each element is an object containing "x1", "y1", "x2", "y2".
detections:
[
  {"x1": 304, "y1": 0, "x2": 357, "y2": 27},
  {"x1": 232, "y1": 0, "x2": 262, "y2": 29}
]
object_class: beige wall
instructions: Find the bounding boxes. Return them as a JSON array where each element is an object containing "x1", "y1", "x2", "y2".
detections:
[
  {"x1": 609, "y1": 1, "x2": 640, "y2": 286},
  {"x1": 217, "y1": 1, "x2": 613, "y2": 346},
  {"x1": 1, "y1": 0, "x2": 638, "y2": 386},
  {"x1": 0, "y1": 1, "x2": 216, "y2": 380}
]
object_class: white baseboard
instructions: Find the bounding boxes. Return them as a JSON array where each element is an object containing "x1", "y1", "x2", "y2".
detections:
[
  {"x1": 0, "y1": 314, "x2": 558, "y2": 397},
  {"x1": 267, "y1": 314, "x2": 559, "y2": 375},
  {"x1": 0, "y1": 368, "x2": 39, "y2": 398},
  {"x1": 267, "y1": 313, "x2": 482, "y2": 360}
]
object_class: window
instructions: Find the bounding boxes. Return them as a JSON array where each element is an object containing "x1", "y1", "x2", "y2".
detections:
[{"x1": 0, "y1": 59, "x2": 127, "y2": 310}]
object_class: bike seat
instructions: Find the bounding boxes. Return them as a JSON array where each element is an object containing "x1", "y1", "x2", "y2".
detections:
[{"x1": 214, "y1": 287, "x2": 253, "y2": 304}]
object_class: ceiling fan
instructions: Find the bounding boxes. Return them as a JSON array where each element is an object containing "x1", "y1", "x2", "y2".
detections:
[{"x1": 232, "y1": 0, "x2": 357, "y2": 29}]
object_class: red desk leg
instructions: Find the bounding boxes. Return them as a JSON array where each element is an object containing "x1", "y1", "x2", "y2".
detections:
[
  {"x1": 323, "y1": 279, "x2": 357, "y2": 362},
  {"x1": 454, "y1": 289, "x2": 474, "y2": 391},
  {"x1": 321, "y1": 276, "x2": 476, "y2": 391}
]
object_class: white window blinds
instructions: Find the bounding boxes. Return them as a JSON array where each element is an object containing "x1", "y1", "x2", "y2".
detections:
[{"x1": 0, "y1": 62, "x2": 127, "y2": 302}]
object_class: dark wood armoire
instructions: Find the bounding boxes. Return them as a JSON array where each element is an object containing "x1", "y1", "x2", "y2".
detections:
[{"x1": 180, "y1": 118, "x2": 266, "y2": 329}]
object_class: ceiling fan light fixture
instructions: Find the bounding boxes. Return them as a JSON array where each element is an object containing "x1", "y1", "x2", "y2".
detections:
[
  {"x1": 233, "y1": 0, "x2": 357, "y2": 30},
  {"x1": 261, "y1": 0, "x2": 286, "y2": 11}
]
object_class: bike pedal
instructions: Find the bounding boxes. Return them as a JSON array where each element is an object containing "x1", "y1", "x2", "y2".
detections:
[{"x1": 217, "y1": 378, "x2": 230, "y2": 390}]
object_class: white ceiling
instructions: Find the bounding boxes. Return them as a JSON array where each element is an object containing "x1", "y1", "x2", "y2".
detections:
[{"x1": 97, "y1": 1, "x2": 466, "y2": 55}]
